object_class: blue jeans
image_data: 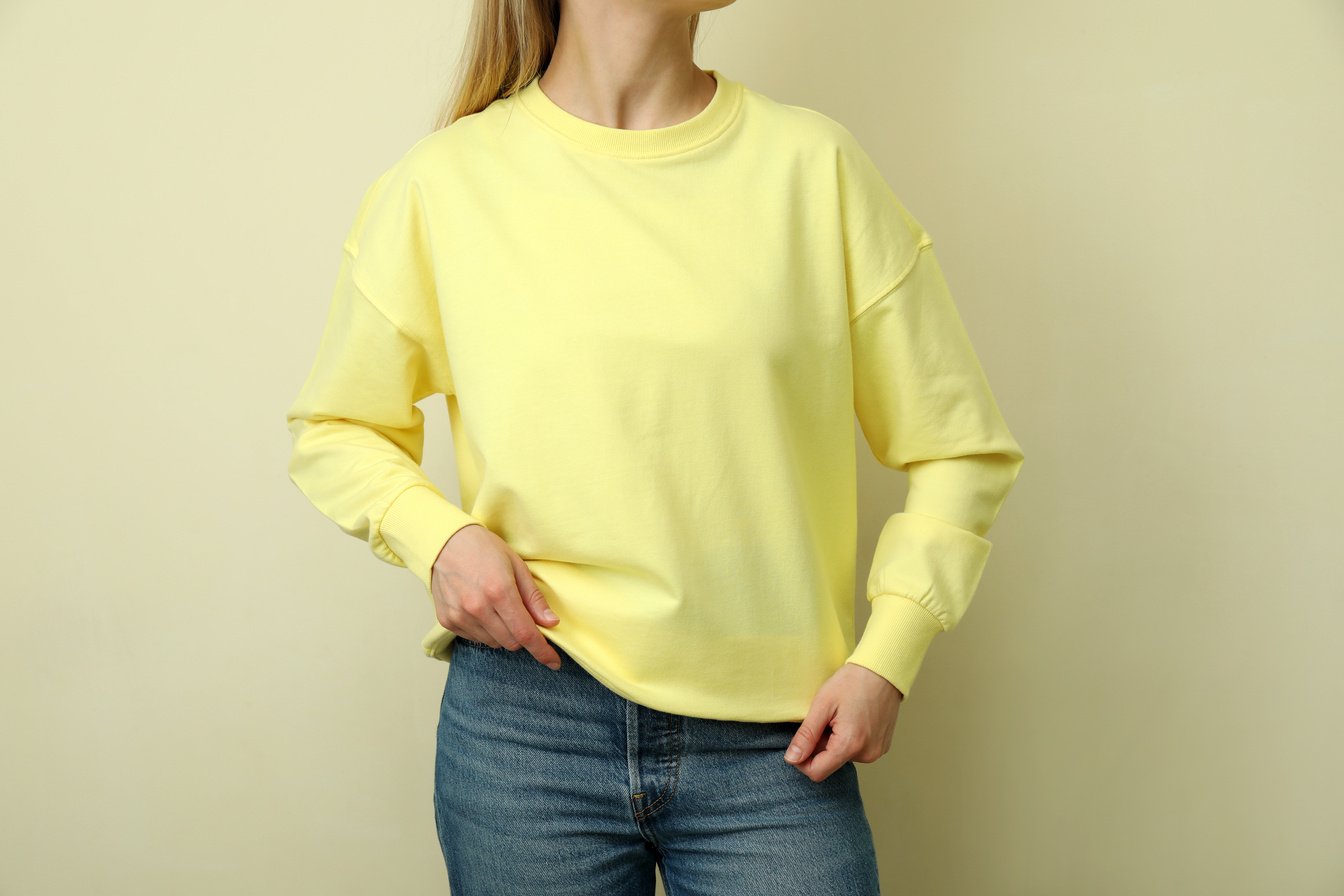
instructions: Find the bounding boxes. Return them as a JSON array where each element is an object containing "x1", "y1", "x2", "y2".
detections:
[{"x1": 434, "y1": 636, "x2": 882, "y2": 895}]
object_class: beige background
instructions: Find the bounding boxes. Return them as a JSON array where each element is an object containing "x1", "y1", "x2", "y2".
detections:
[{"x1": 3, "y1": 0, "x2": 1341, "y2": 893}]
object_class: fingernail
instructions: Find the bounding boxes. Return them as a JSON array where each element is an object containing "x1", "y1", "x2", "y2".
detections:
[
  {"x1": 785, "y1": 746, "x2": 802, "y2": 761},
  {"x1": 548, "y1": 662, "x2": 561, "y2": 671},
  {"x1": 543, "y1": 610, "x2": 559, "y2": 622}
]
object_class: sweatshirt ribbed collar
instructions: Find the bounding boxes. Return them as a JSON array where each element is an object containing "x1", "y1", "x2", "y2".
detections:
[{"x1": 515, "y1": 68, "x2": 744, "y2": 159}]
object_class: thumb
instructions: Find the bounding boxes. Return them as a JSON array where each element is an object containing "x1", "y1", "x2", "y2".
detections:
[
  {"x1": 785, "y1": 692, "x2": 836, "y2": 764},
  {"x1": 509, "y1": 550, "x2": 560, "y2": 626}
]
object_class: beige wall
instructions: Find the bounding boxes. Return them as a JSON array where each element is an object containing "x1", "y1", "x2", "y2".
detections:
[{"x1": 3, "y1": 0, "x2": 1341, "y2": 893}]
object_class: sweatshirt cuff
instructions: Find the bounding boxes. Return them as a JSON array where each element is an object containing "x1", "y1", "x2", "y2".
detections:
[
  {"x1": 844, "y1": 594, "x2": 944, "y2": 699},
  {"x1": 378, "y1": 484, "x2": 484, "y2": 594}
]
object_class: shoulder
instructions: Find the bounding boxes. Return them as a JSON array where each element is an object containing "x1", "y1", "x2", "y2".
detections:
[
  {"x1": 341, "y1": 105, "x2": 497, "y2": 254},
  {"x1": 741, "y1": 84, "x2": 923, "y2": 226},
  {"x1": 355, "y1": 93, "x2": 511, "y2": 199},
  {"x1": 738, "y1": 83, "x2": 872, "y2": 164},
  {"x1": 402, "y1": 96, "x2": 511, "y2": 166}
]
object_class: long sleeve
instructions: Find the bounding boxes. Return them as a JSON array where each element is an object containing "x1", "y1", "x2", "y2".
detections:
[
  {"x1": 285, "y1": 163, "x2": 483, "y2": 597},
  {"x1": 842, "y1": 236, "x2": 1025, "y2": 699}
]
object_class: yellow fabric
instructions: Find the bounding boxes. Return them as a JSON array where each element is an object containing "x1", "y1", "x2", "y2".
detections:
[{"x1": 285, "y1": 69, "x2": 1024, "y2": 722}]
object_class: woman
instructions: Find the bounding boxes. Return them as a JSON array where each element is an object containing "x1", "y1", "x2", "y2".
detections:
[{"x1": 285, "y1": 0, "x2": 1024, "y2": 892}]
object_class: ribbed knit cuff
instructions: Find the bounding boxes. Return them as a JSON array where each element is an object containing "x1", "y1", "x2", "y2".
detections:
[
  {"x1": 378, "y1": 485, "x2": 484, "y2": 595},
  {"x1": 844, "y1": 594, "x2": 945, "y2": 699}
]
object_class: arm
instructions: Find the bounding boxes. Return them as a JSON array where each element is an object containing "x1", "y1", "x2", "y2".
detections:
[
  {"x1": 843, "y1": 237, "x2": 1025, "y2": 699},
  {"x1": 284, "y1": 168, "x2": 483, "y2": 597}
]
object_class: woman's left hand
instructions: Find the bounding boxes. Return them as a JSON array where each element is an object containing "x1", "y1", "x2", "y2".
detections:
[{"x1": 784, "y1": 663, "x2": 904, "y2": 782}]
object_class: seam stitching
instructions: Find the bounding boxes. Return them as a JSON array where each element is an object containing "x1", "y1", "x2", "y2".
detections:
[
  {"x1": 342, "y1": 245, "x2": 425, "y2": 349},
  {"x1": 849, "y1": 236, "x2": 935, "y2": 325},
  {"x1": 375, "y1": 482, "x2": 433, "y2": 567},
  {"x1": 870, "y1": 592, "x2": 948, "y2": 630},
  {"x1": 514, "y1": 79, "x2": 744, "y2": 160}
]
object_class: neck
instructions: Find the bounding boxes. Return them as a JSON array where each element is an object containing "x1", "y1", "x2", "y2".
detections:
[{"x1": 539, "y1": 5, "x2": 713, "y2": 132}]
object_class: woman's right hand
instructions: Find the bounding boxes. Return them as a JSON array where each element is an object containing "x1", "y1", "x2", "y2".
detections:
[{"x1": 430, "y1": 524, "x2": 563, "y2": 670}]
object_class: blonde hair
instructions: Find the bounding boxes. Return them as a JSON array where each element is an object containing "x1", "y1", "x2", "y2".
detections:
[{"x1": 432, "y1": 0, "x2": 702, "y2": 131}]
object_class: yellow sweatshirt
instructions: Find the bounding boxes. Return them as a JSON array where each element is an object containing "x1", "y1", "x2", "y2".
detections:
[{"x1": 285, "y1": 68, "x2": 1024, "y2": 722}]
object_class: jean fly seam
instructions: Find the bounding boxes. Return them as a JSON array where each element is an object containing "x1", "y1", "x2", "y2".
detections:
[{"x1": 633, "y1": 715, "x2": 684, "y2": 821}]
